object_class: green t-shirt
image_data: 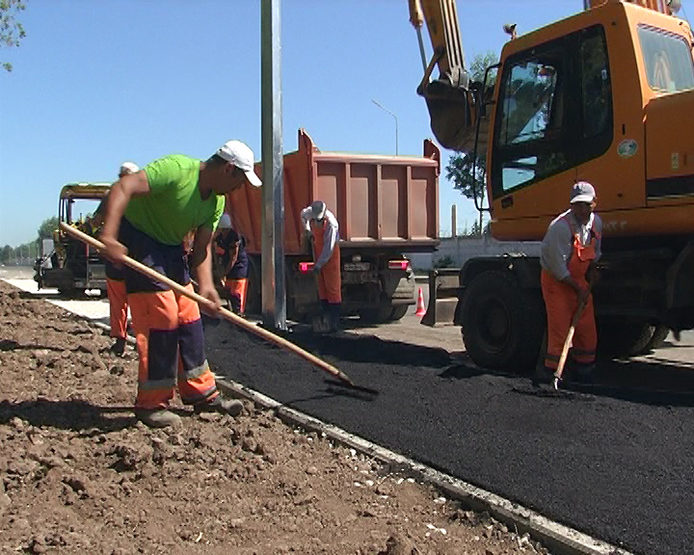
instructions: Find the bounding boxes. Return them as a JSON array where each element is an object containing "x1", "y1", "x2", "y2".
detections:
[{"x1": 124, "y1": 154, "x2": 225, "y2": 245}]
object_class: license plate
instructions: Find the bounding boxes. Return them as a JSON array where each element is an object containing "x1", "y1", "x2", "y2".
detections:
[{"x1": 343, "y1": 262, "x2": 370, "y2": 271}]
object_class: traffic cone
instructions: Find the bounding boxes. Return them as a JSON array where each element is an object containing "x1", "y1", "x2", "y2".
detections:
[{"x1": 415, "y1": 287, "x2": 426, "y2": 317}]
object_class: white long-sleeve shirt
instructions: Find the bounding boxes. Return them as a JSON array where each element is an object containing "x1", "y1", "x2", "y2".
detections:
[
  {"x1": 540, "y1": 209, "x2": 602, "y2": 281},
  {"x1": 300, "y1": 206, "x2": 339, "y2": 270}
]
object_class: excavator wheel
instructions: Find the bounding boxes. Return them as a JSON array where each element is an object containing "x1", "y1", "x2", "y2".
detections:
[{"x1": 460, "y1": 270, "x2": 544, "y2": 373}]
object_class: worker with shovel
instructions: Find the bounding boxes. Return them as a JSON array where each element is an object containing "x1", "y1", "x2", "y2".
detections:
[
  {"x1": 100, "y1": 140, "x2": 262, "y2": 428},
  {"x1": 213, "y1": 213, "x2": 249, "y2": 316},
  {"x1": 301, "y1": 200, "x2": 341, "y2": 333},
  {"x1": 540, "y1": 181, "x2": 602, "y2": 385}
]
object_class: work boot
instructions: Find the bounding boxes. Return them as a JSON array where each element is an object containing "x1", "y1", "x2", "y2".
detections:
[
  {"x1": 194, "y1": 395, "x2": 244, "y2": 417},
  {"x1": 134, "y1": 408, "x2": 182, "y2": 428},
  {"x1": 110, "y1": 337, "x2": 126, "y2": 357}
]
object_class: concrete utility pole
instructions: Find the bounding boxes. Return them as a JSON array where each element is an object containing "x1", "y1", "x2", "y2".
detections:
[{"x1": 260, "y1": 0, "x2": 286, "y2": 330}]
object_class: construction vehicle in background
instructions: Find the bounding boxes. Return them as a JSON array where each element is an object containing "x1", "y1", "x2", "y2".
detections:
[
  {"x1": 34, "y1": 183, "x2": 110, "y2": 297},
  {"x1": 410, "y1": 0, "x2": 694, "y2": 370},
  {"x1": 228, "y1": 128, "x2": 440, "y2": 324}
]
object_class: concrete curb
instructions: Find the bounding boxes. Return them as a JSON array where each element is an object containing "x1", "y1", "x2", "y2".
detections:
[{"x1": 216, "y1": 377, "x2": 631, "y2": 555}]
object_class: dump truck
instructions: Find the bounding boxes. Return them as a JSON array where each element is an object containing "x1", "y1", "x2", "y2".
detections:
[
  {"x1": 411, "y1": 0, "x2": 694, "y2": 370},
  {"x1": 34, "y1": 183, "x2": 110, "y2": 296},
  {"x1": 227, "y1": 129, "x2": 440, "y2": 323}
]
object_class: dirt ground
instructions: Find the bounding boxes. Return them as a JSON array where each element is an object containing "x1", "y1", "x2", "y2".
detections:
[{"x1": 0, "y1": 280, "x2": 547, "y2": 554}]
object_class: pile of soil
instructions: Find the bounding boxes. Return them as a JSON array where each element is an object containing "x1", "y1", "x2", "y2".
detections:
[{"x1": 0, "y1": 280, "x2": 544, "y2": 554}]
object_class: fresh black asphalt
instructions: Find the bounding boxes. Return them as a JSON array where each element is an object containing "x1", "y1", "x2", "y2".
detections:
[{"x1": 205, "y1": 320, "x2": 694, "y2": 555}]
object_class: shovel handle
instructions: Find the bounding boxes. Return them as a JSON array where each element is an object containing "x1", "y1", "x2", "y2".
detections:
[
  {"x1": 60, "y1": 223, "x2": 355, "y2": 386},
  {"x1": 553, "y1": 294, "x2": 589, "y2": 383}
]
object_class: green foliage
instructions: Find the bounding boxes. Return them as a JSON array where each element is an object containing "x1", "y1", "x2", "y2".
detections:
[
  {"x1": 433, "y1": 255, "x2": 454, "y2": 269},
  {"x1": 0, "y1": 245, "x2": 11, "y2": 264},
  {"x1": 469, "y1": 51, "x2": 498, "y2": 85},
  {"x1": 38, "y1": 216, "x2": 59, "y2": 239},
  {"x1": 1, "y1": 0, "x2": 26, "y2": 72}
]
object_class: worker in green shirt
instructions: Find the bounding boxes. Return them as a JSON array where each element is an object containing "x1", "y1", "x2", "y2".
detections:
[{"x1": 100, "y1": 140, "x2": 261, "y2": 428}]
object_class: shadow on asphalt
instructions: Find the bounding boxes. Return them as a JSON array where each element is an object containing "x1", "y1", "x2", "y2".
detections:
[{"x1": 282, "y1": 327, "x2": 452, "y2": 368}]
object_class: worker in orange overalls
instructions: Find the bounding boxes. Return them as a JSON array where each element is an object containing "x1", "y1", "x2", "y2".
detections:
[
  {"x1": 540, "y1": 181, "x2": 602, "y2": 384},
  {"x1": 301, "y1": 200, "x2": 341, "y2": 332},
  {"x1": 100, "y1": 140, "x2": 261, "y2": 428},
  {"x1": 102, "y1": 162, "x2": 139, "y2": 356},
  {"x1": 213, "y1": 213, "x2": 249, "y2": 316}
]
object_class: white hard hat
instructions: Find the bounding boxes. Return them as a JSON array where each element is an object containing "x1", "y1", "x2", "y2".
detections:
[{"x1": 218, "y1": 213, "x2": 232, "y2": 229}]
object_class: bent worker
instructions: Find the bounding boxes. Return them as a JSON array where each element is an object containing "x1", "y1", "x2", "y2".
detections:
[
  {"x1": 100, "y1": 140, "x2": 262, "y2": 428},
  {"x1": 540, "y1": 181, "x2": 602, "y2": 383},
  {"x1": 104, "y1": 162, "x2": 139, "y2": 356},
  {"x1": 300, "y1": 200, "x2": 341, "y2": 332},
  {"x1": 213, "y1": 213, "x2": 249, "y2": 316}
]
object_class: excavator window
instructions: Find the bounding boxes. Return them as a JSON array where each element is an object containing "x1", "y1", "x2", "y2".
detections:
[
  {"x1": 490, "y1": 24, "x2": 613, "y2": 199},
  {"x1": 637, "y1": 25, "x2": 694, "y2": 93}
]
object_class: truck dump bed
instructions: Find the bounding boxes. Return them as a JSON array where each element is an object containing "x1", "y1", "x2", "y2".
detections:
[{"x1": 228, "y1": 129, "x2": 440, "y2": 255}]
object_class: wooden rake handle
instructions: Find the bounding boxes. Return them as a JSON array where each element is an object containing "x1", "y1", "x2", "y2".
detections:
[{"x1": 60, "y1": 223, "x2": 355, "y2": 386}]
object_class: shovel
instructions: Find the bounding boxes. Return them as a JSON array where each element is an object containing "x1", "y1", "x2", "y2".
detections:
[
  {"x1": 552, "y1": 294, "x2": 589, "y2": 390},
  {"x1": 61, "y1": 223, "x2": 357, "y2": 388}
]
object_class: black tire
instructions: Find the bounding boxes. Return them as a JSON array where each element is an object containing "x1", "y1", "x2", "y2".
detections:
[
  {"x1": 597, "y1": 319, "x2": 655, "y2": 358},
  {"x1": 388, "y1": 305, "x2": 409, "y2": 322},
  {"x1": 359, "y1": 305, "x2": 394, "y2": 324},
  {"x1": 645, "y1": 325, "x2": 670, "y2": 351},
  {"x1": 460, "y1": 270, "x2": 544, "y2": 373}
]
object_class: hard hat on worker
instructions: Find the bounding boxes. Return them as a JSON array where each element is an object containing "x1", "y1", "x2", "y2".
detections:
[
  {"x1": 216, "y1": 140, "x2": 262, "y2": 187},
  {"x1": 218, "y1": 213, "x2": 232, "y2": 230},
  {"x1": 119, "y1": 161, "x2": 139, "y2": 176},
  {"x1": 570, "y1": 181, "x2": 596, "y2": 204},
  {"x1": 311, "y1": 200, "x2": 327, "y2": 220}
]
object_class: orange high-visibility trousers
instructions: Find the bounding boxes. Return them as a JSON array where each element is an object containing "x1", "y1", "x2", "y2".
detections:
[
  {"x1": 541, "y1": 230, "x2": 598, "y2": 370},
  {"x1": 128, "y1": 284, "x2": 219, "y2": 410},
  {"x1": 224, "y1": 277, "x2": 248, "y2": 314},
  {"x1": 106, "y1": 277, "x2": 128, "y2": 339},
  {"x1": 311, "y1": 220, "x2": 342, "y2": 304}
]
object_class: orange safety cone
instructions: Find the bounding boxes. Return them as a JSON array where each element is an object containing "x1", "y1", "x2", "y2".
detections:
[{"x1": 415, "y1": 287, "x2": 426, "y2": 317}]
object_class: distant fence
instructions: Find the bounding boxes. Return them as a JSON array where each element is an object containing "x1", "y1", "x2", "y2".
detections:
[{"x1": 409, "y1": 236, "x2": 541, "y2": 271}]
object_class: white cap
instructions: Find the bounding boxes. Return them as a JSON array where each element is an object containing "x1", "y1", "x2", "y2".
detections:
[
  {"x1": 218, "y1": 213, "x2": 232, "y2": 229},
  {"x1": 216, "y1": 140, "x2": 262, "y2": 187},
  {"x1": 570, "y1": 181, "x2": 596, "y2": 204},
  {"x1": 119, "y1": 161, "x2": 139, "y2": 176}
]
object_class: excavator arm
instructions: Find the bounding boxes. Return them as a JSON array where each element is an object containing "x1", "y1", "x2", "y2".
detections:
[{"x1": 408, "y1": 0, "x2": 483, "y2": 152}]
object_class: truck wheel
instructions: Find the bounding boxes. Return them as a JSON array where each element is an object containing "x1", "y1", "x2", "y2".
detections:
[
  {"x1": 388, "y1": 305, "x2": 409, "y2": 321},
  {"x1": 360, "y1": 306, "x2": 393, "y2": 324},
  {"x1": 598, "y1": 321, "x2": 669, "y2": 357},
  {"x1": 460, "y1": 270, "x2": 544, "y2": 373}
]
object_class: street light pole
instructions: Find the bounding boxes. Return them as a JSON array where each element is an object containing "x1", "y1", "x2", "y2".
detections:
[{"x1": 371, "y1": 99, "x2": 399, "y2": 155}]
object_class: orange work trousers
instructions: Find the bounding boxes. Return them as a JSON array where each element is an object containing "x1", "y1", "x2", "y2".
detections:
[
  {"x1": 311, "y1": 220, "x2": 342, "y2": 304},
  {"x1": 541, "y1": 233, "x2": 598, "y2": 370},
  {"x1": 106, "y1": 277, "x2": 128, "y2": 340},
  {"x1": 224, "y1": 278, "x2": 248, "y2": 314},
  {"x1": 128, "y1": 284, "x2": 219, "y2": 410}
]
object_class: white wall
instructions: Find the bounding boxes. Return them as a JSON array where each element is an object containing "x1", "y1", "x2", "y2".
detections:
[{"x1": 410, "y1": 236, "x2": 541, "y2": 271}]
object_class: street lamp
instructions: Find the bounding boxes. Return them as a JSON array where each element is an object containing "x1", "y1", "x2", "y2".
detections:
[{"x1": 371, "y1": 99, "x2": 399, "y2": 155}]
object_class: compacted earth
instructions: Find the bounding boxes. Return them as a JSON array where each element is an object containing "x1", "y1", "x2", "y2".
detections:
[{"x1": 0, "y1": 279, "x2": 547, "y2": 554}]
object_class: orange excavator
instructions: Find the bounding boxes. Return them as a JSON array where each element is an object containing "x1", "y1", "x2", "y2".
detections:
[{"x1": 410, "y1": 0, "x2": 694, "y2": 370}]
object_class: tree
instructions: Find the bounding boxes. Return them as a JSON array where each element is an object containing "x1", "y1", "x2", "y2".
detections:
[
  {"x1": 38, "y1": 216, "x2": 59, "y2": 239},
  {"x1": 1, "y1": 0, "x2": 26, "y2": 72},
  {"x1": 1, "y1": 245, "x2": 11, "y2": 264},
  {"x1": 445, "y1": 51, "x2": 498, "y2": 234}
]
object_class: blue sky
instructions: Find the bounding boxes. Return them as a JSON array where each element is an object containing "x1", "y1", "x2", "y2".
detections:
[{"x1": 0, "y1": 0, "x2": 578, "y2": 247}]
